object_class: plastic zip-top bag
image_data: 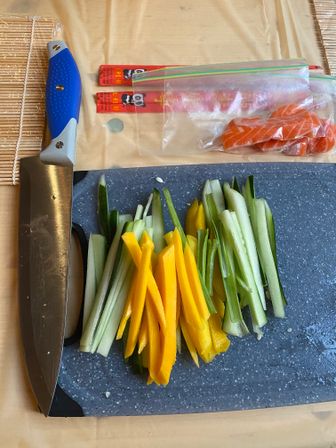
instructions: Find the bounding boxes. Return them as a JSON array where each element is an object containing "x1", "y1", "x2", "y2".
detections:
[
  {"x1": 132, "y1": 60, "x2": 312, "y2": 156},
  {"x1": 253, "y1": 73, "x2": 336, "y2": 156}
]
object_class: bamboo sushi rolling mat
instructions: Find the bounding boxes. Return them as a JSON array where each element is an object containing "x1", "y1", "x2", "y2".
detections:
[
  {"x1": 0, "y1": 15, "x2": 59, "y2": 185},
  {"x1": 311, "y1": 0, "x2": 336, "y2": 76}
]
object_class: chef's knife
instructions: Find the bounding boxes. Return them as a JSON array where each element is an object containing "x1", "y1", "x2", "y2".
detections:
[{"x1": 19, "y1": 40, "x2": 81, "y2": 416}]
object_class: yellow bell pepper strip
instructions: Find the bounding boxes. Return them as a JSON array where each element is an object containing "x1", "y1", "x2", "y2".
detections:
[
  {"x1": 176, "y1": 286, "x2": 182, "y2": 354},
  {"x1": 203, "y1": 344, "x2": 217, "y2": 363},
  {"x1": 147, "y1": 376, "x2": 154, "y2": 385},
  {"x1": 142, "y1": 231, "x2": 158, "y2": 272},
  {"x1": 164, "y1": 231, "x2": 173, "y2": 245},
  {"x1": 185, "y1": 199, "x2": 199, "y2": 236},
  {"x1": 186, "y1": 319, "x2": 215, "y2": 364},
  {"x1": 157, "y1": 245, "x2": 177, "y2": 385},
  {"x1": 138, "y1": 310, "x2": 148, "y2": 354},
  {"x1": 140, "y1": 230, "x2": 151, "y2": 245},
  {"x1": 172, "y1": 229, "x2": 202, "y2": 329},
  {"x1": 208, "y1": 314, "x2": 230, "y2": 354},
  {"x1": 116, "y1": 274, "x2": 136, "y2": 340},
  {"x1": 186, "y1": 235, "x2": 197, "y2": 257},
  {"x1": 142, "y1": 345, "x2": 149, "y2": 368},
  {"x1": 176, "y1": 285, "x2": 181, "y2": 327},
  {"x1": 151, "y1": 251, "x2": 158, "y2": 270},
  {"x1": 195, "y1": 203, "x2": 206, "y2": 231},
  {"x1": 176, "y1": 325, "x2": 182, "y2": 354},
  {"x1": 146, "y1": 291, "x2": 161, "y2": 384},
  {"x1": 212, "y1": 293, "x2": 225, "y2": 319},
  {"x1": 122, "y1": 232, "x2": 166, "y2": 329},
  {"x1": 124, "y1": 234, "x2": 154, "y2": 358},
  {"x1": 201, "y1": 341, "x2": 217, "y2": 363},
  {"x1": 184, "y1": 244, "x2": 210, "y2": 321},
  {"x1": 154, "y1": 246, "x2": 163, "y2": 292},
  {"x1": 180, "y1": 314, "x2": 199, "y2": 367}
]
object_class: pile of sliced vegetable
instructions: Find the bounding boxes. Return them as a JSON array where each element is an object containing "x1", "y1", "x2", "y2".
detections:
[{"x1": 80, "y1": 174, "x2": 286, "y2": 385}]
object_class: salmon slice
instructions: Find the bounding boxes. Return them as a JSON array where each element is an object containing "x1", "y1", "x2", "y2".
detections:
[
  {"x1": 283, "y1": 122, "x2": 336, "y2": 156},
  {"x1": 255, "y1": 139, "x2": 298, "y2": 152},
  {"x1": 270, "y1": 103, "x2": 306, "y2": 118},
  {"x1": 283, "y1": 138, "x2": 309, "y2": 156},
  {"x1": 272, "y1": 104, "x2": 330, "y2": 137},
  {"x1": 271, "y1": 104, "x2": 321, "y2": 139},
  {"x1": 222, "y1": 117, "x2": 281, "y2": 149},
  {"x1": 274, "y1": 112, "x2": 320, "y2": 140},
  {"x1": 256, "y1": 137, "x2": 309, "y2": 155},
  {"x1": 221, "y1": 103, "x2": 323, "y2": 151},
  {"x1": 307, "y1": 123, "x2": 336, "y2": 154}
]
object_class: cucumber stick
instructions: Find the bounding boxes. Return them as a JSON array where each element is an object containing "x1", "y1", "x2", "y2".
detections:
[
  {"x1": 231, "y1": 176, "x2": 240, "y2": 193},
  {"x1": 93, "y1": 236, "x2": 107, "y2": 284},
  {"x1": 210, "y1": 179, "x2": 225, "y2": 214},
  {"x1": 220, "y1": 210, "x2": 267, "y2": 329},
  {"x1": 96, "y1": 268, "x2": 133, "y2": 356},
  {"x1": 223, "y1": 306, "x2": 249, "y2": 337},
  {"x1": 243, "y1": 176, "x2": 286, "y2": 312},
  {"x1": 144, "y1": 215, "x2": 153, "y2": 230},
  {"x1": 255, "y1": 199, "x2": 285, "y2": 318},
  {"x1": 135, "y1": 204, "x2": 144, "y2": 220},
  {"x1": 143, "y1": 193, "x2": 153, "y2": 218},
  {"x1": 242, "y1": 176, "x2": 267, "y2": 287},
  {"x1": 264, "y1": 200, "x2": 276, "y2": 259},
  {"x1": 92, "y1": 219, "x2": 145, "y2": 354},
  {"x1": 152, "y1": 188, "x2": 165, "y2": 253},
  {"x1": 201, "y1": 229, "x2": 209, "y2": 279},
  {"x1": 224, "y1": 183, "x2": 266, "y2": 310},
  {"x1": 202, "y1": 180, "x2": 212, "y2": 228},
  {"x1": 83, "y1": 237, "x2": 96, "y2": 330},
  {"x1": 264, "y1": 200, "x2": 286, "y2": 305},
  {"x1": 205, "y1": 193, "x2": 247, "y2": 333},
  {"x1": 206, "y1": 239, "x2": 218, "y2": 296},
  {"x1": 109, "y1": 209, "x2": 118, "y2": 240},
  {"x1": 98, "y1": 175, "x2": 111, "y2": 243},
  {"x1": 197, "y1": 229, "x2": 205, "y2": 271},
  {"x1": 221, "y1": 233, "x2": 249, "y2": 337},
  {"x1": 83, "y1": 234, "x2": 107, "y2": 328},
  {"x1": 163, "y1": 188, "x2": 186, "y2": 245},
  {"x1": 80, "y1": 214, "x2": 132, "y2": 352},
  {"x1": 203, "y1": 179, "x2": 225, "y2": 228}
]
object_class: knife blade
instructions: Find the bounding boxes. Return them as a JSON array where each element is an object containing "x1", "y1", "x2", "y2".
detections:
[{"x1": 19, "y1": 40, "x2": 81, "y2": 416}]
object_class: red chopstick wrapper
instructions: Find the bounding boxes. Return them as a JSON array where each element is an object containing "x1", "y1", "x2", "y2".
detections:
[
  {"x1": 96, "y1": 92, "x2": 164, "y2": 113},
  {"x1": 98, "y1": 65, "x2": 167, "y2": 86}
]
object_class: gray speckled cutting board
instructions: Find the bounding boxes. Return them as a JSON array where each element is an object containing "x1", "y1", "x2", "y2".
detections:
[{"x1": 60, "y1": 162, "x2": 336, "y2": 416}]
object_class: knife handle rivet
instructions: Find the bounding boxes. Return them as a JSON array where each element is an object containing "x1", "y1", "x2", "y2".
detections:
[
  {"x1": 55, "y1": 141, "x2": 64, "y2": 149},
  {"x1": 52, "y1": 44, "x2": 61, "y2": 51},
  {"x1": 56, "y1": 84, "x2": 64, "y2": 91}
]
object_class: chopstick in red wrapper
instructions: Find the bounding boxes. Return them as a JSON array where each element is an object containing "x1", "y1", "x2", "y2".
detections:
[
  {"x1": 98, "y1": 65, "x2": 169, "y2": 86},
  {"x1": 96, "y1": 90, "x2": 281, "y2": 114},
  {"x1": 96, "y1": 91, "x2": 164, "y2": 113}
]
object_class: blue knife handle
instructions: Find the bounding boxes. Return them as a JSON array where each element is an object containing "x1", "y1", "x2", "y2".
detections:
[{"x1": 40, "y1": 41, "x2": 82, "y2": 166}]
